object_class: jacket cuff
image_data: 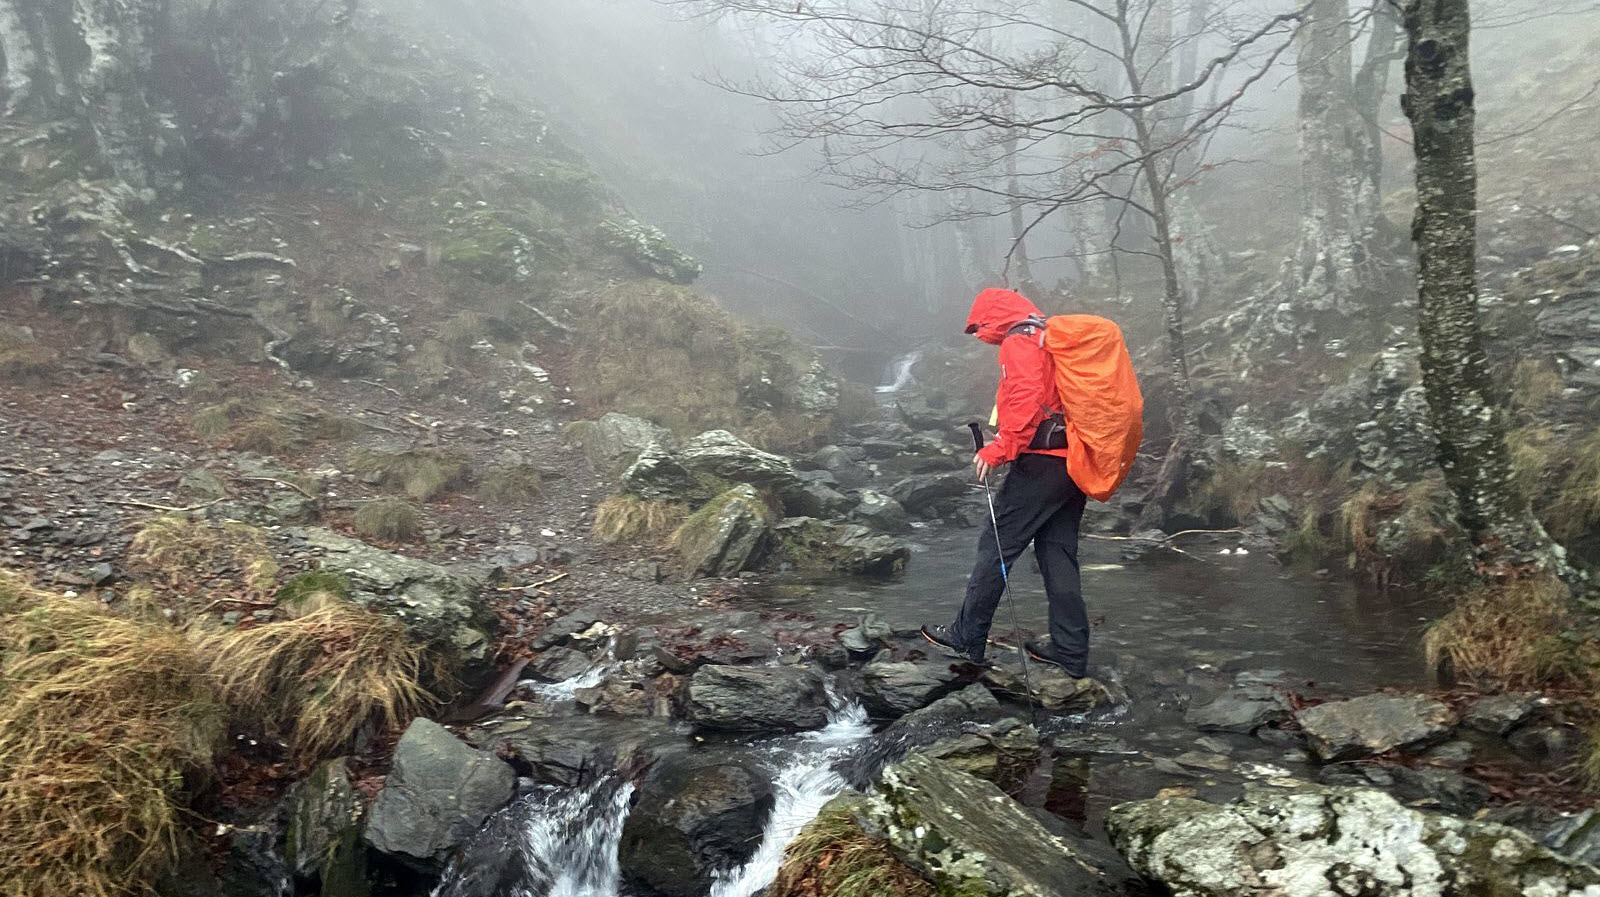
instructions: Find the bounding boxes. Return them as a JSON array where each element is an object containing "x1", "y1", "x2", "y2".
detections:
[{"x1": 977, "y1": 441, "x2": 1009, "y2": 466}]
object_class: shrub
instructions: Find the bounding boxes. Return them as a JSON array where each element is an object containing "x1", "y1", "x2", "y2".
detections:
[
  {"x1": 348, "y1": 448, "x2": 468, "y2": 502},
  {"x1": 0, "y1": 575, "x2": 225, "y2": 897},
  {"x1": 1424, "y1": 575, "x2": 1595, "y2": 687},
  {"x1": 194, "y1": 595, "x2": 432, "y2": 761},
  {"x1": 592, "y1": 495, "x2": 688, "y2": 543},
  {"x1": 354, "y1": 498, "x2": 424, "y2": 542}
]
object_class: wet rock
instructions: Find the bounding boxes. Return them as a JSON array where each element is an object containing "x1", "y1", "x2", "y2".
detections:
[
  {"x1": 914, "y1": 718, "x2": 1042, "y2": 782},
  {"x1": 1423, "y1": 739, "x2": 1476, "y2": 766},
  {"x1": 574, "y1": 680, "x2": 656, "y2": 717},
  {"x1": 1054, "y1": 732, "x2": 1140, "y2": 757},
  {"x1": 619, "y1": 443, "x2": 697, "y2": 501},
  {"x1": 528, "y1": 647, "x2": 592, "y2": 682},
  {"x1": 675, "y1": 485, "x2": 773, "y2": 578},
  {"x1": 982, "y1": 666, "x2": 1112, "y2": 714},
  {"x1": 284, "y1": 758, "x2": 368, "y2": 894},
  {"x1": 866, "y1": 753, "x2": 1124, "y2": 897},
  {"x1": 838, "y1": 613, "x2": 893, "y2": 655},
  {"x1": 677, "y1": 430, "x2": 802, "y2": 495},
  {"x1": 786, "y1": 473, "x2": 854, "y2": 518},
  {"x1": 888, "y1": 683, "x2": 1003, "y2": 735},
  {"x1": 1107, "y1": 784, "x2": 1600, "y2": 897},
  {"x1": 1186, "y1": 686, "x2": 1292, "y2": 734},
  {"x1": 859, "y1": 659, "x2": 967, "y2": 718},
  {"x1": 1295, "y1": 693, "x2": 1457, "y2": 761},
  {"x1": 1318, "y1": 763, "x2": 1490, "y2": 815},
  {"x1": 618, "y1": 758, "x2": 773, "y2": 897},
  {"x1": 1544, "y1": 807, "x2": 1600, "y2": 866},
  {"x1": 687, "y1": 664, "x2": 829, "y2": 733},
  {"x1": 364, "y1": 719, "x2": 515, "y2": 864},
  {"x1": 1462, "y1": 692, "x2": 1540, "y2": 735},
  {"x1": 598, "y1": 218, "x2": 701, "y2": 284},
  {"x1": 579, "y1": 413, "x2": 675, "y2": 474},
  {"x1": 287, "y1": 528, "x2": 496, "y2": 675},
  {"x1": 772, "y1": 517, "x2": 910, "y2": 576},
  {"x1": 468, "y1": 716, "x2": 684, "y2": 787},
  {"x1": 1508, "y1": 722, "x2": 1585, "y2": 762},
  {"x1": 888, "y1": 472, "x2": 970, "y2": 515},
  {"x1": 850, "y1": 489, "x2": 911, "y2": 532},
  {"x1": 531, "y1": 604, "x2": 607, "y2": 650}
]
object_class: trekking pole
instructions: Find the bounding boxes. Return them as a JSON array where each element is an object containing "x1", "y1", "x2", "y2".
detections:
[{"x1": 968, "y1": 423, "x2": 1039, "y2": 723}]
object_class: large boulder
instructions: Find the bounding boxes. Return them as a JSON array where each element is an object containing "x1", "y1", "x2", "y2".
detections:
[
  {"x1": 851, "y1": 490, "x2": 911, "y2": 532},
  {"x1": 785, "y1": 473, "x2": 855, "y2": 518},
  {"x1": 858, "y1": 659, "x2": 968, "y2": 718},
  {"x1": 466, "y1": 715, "x2": 684, "y2": 787},
  {"x1": 620, "y1": 443, "x2": 699, "y2": 501},
  {"x1": 1107, "y1": 784, "x2": 1600, "y2": 897},
  {"x1": 579, "y1": 413, "x2": 675, "y2": 474},
  {"x1": 888, "y1": 472, "x2": 970, "y2": 516},
  {"x1": 687, "y1": 664, "x2": 830, "y2": 733},
  {"x1": 913, "y1": 718, "x2": 1042, "y2": 783},
  {"x1": 1186, "y1": 686, "x2": 1293, "y2": 734},
  {"x1": 618, "y1": 758, "x2": 774, "y2": 897},
  {"x1": 864, "y1": 754, "x2": 1125, "y2": 897},
  {"x1": 678, "y1": 430, "x2": 803, "y2": 494},
  {"x1": 363, "y1": 719, "x2": 515, "y2": 864},
  {"x1": 287, "y1": 528, "x2": 496, "y2": 675},
  {"x1": 284, "y1": 758, "x2": 368, "y2": 895},
  {"x1": 1296, "y1": 693, "x2": 1457, "y2": 761},
  {"x1": 772, "y1": 517, "x2": 911, "y2": 577},
  {"x1": 674, "y1": 484, "x2": 774, "y2": 578}
]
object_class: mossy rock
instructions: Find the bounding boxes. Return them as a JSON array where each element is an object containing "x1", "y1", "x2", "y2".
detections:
[
  {"x1": 278, "y1": 571, "x2": 354, "y2": 609},
  {"x1": 673, "y1": 484, "x2": 774, "y2": 578},
  {"x1": 598, "y1": 219, "x2": 702, "y2": 284}
]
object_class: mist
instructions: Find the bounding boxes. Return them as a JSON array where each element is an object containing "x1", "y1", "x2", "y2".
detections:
[{"x1": 4, "y1": 1, "x2": 1600, "y2": 896}]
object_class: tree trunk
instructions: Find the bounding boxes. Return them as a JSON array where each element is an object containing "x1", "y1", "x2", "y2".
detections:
[
  {"x1": 1401, "y1": 0, "x2": 1566, "y2": 578},
  {"x1": 1003, "y1": 98, "x2": 1035, "y2": 294},
  {"x1": 0, "y1": 0, "x2": 39, "y2": 114},
  {"x1": 72, "y1": 0, "x2": 168, "y2": 195},
  {"x1": 1283, "y1": 0, "x2": 1379, "y2": 316},
  {"x1": 1352, "y1": 0, "x2": 1402, "y2": 237}
]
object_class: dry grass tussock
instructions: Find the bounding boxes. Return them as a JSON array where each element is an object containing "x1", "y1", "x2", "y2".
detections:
[
  {"x1": 1549, "y1": 426, "x2": 1600, "y2": 542},
  {"x1": 128, "y1": 514, "x2": 279, "y2": 594},
  {"x1": 0, "y1": 575, "x2": 225, "y2": 897},
  {"x1": 354, "y1": 497, "x2": 425, "y2": 542},
  {"x1": 348, "y1": 447, "x2": 469, "y2": 501},
  {"x1": 1424, "y1": 575, "x2": 1595, "y2": 687},
  {"x1": 592, "y1": 495, "x2": 688, "y2": 543},
  {"x1": 193, "y1": 592, "x2": 433, "y2": 761},
  {"x1": 190, "y1": 398, "x2": 364, "y2": 455},
  {"x1": 770, "y1": 798, "x2": 932, "y2": 897}
]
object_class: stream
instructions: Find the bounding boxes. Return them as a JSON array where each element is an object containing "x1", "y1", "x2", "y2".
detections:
[{"x1": 433, "y1": 516, "x2": 1449, "y2": 897}]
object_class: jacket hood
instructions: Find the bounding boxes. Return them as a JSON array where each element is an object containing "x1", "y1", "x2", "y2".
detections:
[{"x1": 966, "y1": 288, "x2": 1043, "y2": 345}]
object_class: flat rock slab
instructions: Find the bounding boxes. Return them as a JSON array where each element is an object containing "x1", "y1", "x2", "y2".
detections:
[
  {"x1": 1108, "y1": 784, "x2": 1600, "y2": 897},
  {"x1": 859, "y1": 659, "x2": 968, "y2": 718},
  {"x1": 865, "y1": 753, "x2": 1124, "y2": 897},
  {"x1": 983, "y1": 665, "x2": 1112, "y2": 714},
  {"x1": 1462, "y1": 692, "x2": 1540, "y2": 735},
  {"x1": 364, "y1": 719, "x2": 514, "y2": 863},
  {"x1": 1186, "y1": 686, "x2": 1292, "y2": 733},
  {"x1": 687, "y1": 664, "x2": 829, "y2": 733},
  {"x1": 1296, "y1": 693, "x2": 1457, "y2": 761}
]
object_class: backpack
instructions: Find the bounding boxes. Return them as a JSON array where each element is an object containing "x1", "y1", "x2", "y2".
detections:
[{"x1": 1039, "y1": 315, "x2": 1144, "y2": 502}]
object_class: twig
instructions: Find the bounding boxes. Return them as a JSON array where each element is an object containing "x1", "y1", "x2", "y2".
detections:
[
  {"x1": 241, "y1": 476, "x2": 316, "y2": 499},
  {"x1": 401, "y1": 415, "x2": 434, "y2": 433},
  {"x1": 360, "y1": 379, "x2": 403, "y2": 397},
  {"x1": 531, "y1": 572, "x2": 569, "y2": 588},
  {"x1": 107, "y1": 498, "x2": 223, "y2": 513},
  {"x1": 197, "y1": 596, "x2": 277, "y2": 615},
  {"x1": 0, "y1": 464, "x2": 38, "y2": 474}
]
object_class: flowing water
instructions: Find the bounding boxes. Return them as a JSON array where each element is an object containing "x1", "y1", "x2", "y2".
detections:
[
  {"x1": 439, "y1": 516, "x2": 1446, "y2": 894},
  {"x1": 875, "y1": 350, "x2": 923, "y2": 394},
  {"x1": 435, "y1": 693, "x2": 874, "y2": 897}
]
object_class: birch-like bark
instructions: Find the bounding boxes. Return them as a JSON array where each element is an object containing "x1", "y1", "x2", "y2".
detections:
[
  {"x1": 72, "y1": 0, "x2": 166, "y2": 195},
  {"x1": 1353, "y1": 1, "x2": 1401, "y2": 229},
  {"x1": 1401, "y1": 0, "x2": 1567, "y2": 578},
  {"x1": 1284, "y1": 0, "x2": 1378, "y2": 314},
  {"x1": 0, "y1": 0, "x2": 38, "y2": 114}
]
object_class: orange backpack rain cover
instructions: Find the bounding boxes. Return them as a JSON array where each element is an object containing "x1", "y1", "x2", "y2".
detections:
[{"x1": 1042, "y1": 315, "x2": 1144, "y2": 502}]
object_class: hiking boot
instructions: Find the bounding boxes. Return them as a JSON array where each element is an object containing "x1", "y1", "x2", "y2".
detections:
[
  {"x1": 920, "y1": 623, "x2": 987, "y2": 665},
  {"x1": 1025, "y1": 639, "x2": 1086, "y2": 678}
]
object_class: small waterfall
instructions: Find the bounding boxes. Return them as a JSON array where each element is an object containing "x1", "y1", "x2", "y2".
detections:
[
  {"x1": 437, "y1": 689, "x2": 871, "y2": 897},
  {"x1": 875, "y1": 350, "x2": 922, "y2": 394},
  {"x1": 709, "y1": 699, "x2": 873, "y2": 897}
]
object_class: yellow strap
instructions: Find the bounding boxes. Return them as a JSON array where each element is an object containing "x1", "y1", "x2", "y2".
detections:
[{"x1": 988, "y1": 404, "x2": 999, "y2": 427}]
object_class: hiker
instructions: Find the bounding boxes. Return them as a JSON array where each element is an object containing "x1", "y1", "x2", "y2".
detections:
[{"x1": 920, "y1": 288, "x2": 1103, "y2": 677}]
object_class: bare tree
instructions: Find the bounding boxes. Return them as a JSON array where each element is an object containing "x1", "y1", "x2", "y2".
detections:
[
  {"x1": 681, "y1": 0, "x2": 1305, "y2": 524},
  {"x1": 1400, "y1": 0, "x2": 1570, "y2": 579}
]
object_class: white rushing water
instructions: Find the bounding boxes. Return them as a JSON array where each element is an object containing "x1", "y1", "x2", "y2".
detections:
[
  {"x1": 708, "y1": 698, "x2": 873, "y2": 897},
  {"x1": 513, "y1": 780, "x2": 636, "y2": 897},
  {"x1": 875, "y1": 350, "x2": 922, "y2": 394},
  {"x1": 439, "y1": 692, "x2": 873, "y2": 897}
]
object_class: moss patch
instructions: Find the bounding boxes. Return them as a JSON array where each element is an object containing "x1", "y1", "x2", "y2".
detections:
[
  {"x1": 128, "y1": 515, "x2": 279, "y2": 596},
  {"x1": 592, "y1": 495, "x2": 688, "y2": 543},
  {"x1": 347, "y1": 448, "x2": 469, "y2": 501},
  {"x1": 353, "y1": 498, "x2": 424, "y2": 542},
  {"x1": 772, "y1": 795, "x2": 934, "y2": 897}
]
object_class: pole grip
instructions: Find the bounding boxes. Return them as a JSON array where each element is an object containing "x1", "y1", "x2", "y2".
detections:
[{"x1": 967, "y1": 422, "x2": 986, "y2": 452}]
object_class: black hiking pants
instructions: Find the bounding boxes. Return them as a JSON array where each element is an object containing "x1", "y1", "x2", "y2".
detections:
[{"x1": 950, "y1": 452, "x2": 1088, "y2": 676}]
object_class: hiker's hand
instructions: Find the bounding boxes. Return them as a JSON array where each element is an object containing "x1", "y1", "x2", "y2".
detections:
[{"x1": 974, "y1": 454, "x2": 993, "y2": 483}]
